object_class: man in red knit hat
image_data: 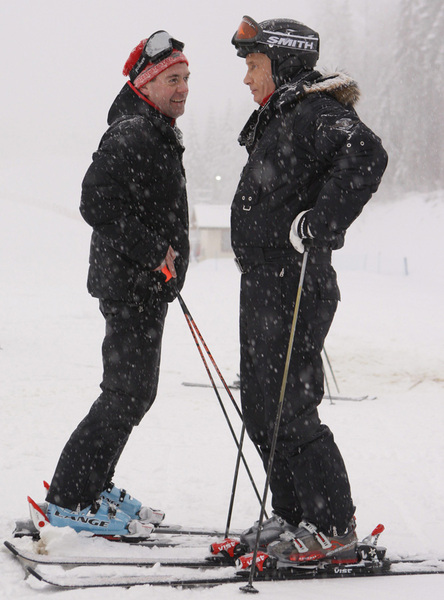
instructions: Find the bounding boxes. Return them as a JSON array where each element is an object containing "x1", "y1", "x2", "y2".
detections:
[
  {"x1": 43, "y1": 32, "x2": 190, "y2": 538},
  {"x1": 123, "y1": 31, "x2": 190, "y2": 119}
]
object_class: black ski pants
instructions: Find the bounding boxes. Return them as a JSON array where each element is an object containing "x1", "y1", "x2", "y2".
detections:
[
  {"x1": 46, "y1": 298, "x2": 167, "y2": 510},
  {"x1": 239, "y1": 260, "x2": 355, "y2": 534}
]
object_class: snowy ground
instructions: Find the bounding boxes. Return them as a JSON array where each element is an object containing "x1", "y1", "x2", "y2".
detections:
[{"x1": 1, "y1": 178, "x2": 443, "y2": 598}]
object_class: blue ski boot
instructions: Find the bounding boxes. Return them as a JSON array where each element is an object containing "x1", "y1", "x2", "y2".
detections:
[
  {"x1": 100, "y1": 484, "x2": 165, "y2": 524},
  {"x1": 46, "y1": 497, "x2": 154, "y2": 537}
]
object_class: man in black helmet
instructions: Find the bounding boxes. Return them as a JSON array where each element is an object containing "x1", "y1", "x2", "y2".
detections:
[{"x1": 231, "y1": 16, "x2": 388, "y2": 564}]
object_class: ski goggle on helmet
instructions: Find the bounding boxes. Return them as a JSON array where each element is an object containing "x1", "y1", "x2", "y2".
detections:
[
  {"x1": 231, "y1": 15, "x2": 320, "y2": 68},
  {"x1": 129, "y1": 30, "x2": 185, "y2": 80}
]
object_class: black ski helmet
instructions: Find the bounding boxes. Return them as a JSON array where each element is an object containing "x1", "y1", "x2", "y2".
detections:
[{"x1": 232, "y1": 16, "x2": 320, "y2": 86}]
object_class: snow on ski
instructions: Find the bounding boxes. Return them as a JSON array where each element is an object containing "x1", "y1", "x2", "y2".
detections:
[
  {"x1": 7, "y1": 512, "x2": 444, "y2": 591},
  {"x1": 4, "y1": 540, "x2": 231, "y2": 568},
  {"x1": 5, "y1": 540, "x2": 444, "y2": 571},
  {"x1": 13, "y1": 517, "x2": 240, "y2": 541},
  {"x1": 26, "y1": 565, "x2": 238, "y2": 589},
  {"x1": 6, "y1": 537, "x2": 444, "y2": 591}
]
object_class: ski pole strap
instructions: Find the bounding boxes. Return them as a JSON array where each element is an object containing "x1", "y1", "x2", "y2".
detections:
[{"x1": 161, "y1": 265, "x2": 173, "y2": 282}]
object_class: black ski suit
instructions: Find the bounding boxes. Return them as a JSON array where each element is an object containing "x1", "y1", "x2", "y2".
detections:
[
  {"x1": 231, "y1": 71, "x2": 387, "y2": 533},
  {"x1": 46, "y1": 83, "x2": 189, "y2": 510}
]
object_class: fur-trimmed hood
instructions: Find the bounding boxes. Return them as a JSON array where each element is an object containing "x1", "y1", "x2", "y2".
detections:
[
  {"x1": 275, "y1": 70, "x2": 361, "y2": 110},
  {"x1": 302, "y1": 71, "x2": 360, "y2": 106}
]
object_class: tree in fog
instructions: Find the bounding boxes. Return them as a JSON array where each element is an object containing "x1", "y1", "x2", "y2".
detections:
[
  {"x1": 390, "y1": 0, "x2": 444, "y2": 192},
  {"x1": 188, "y1": 0, "x2": 444, "y2": 202}
]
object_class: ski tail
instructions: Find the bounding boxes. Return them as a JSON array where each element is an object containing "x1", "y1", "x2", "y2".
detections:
[
  {"x1": 27, "y1": 496, "x2": 49, "y2": 533},
  {"x1": 362, "y1": 523, "x2": 385, "y2": 545}
]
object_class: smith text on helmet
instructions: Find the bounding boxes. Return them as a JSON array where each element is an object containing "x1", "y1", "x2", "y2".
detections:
[{"x1": 264, "y1": 31, "x2": 318, "y2": 52}]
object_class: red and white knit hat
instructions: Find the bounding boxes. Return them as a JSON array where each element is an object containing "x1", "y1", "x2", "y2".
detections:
[{"x1": 123, "y1": 38, "x2": 188, "y2": 89}]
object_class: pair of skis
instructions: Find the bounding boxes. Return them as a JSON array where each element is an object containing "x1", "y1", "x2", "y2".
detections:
[
  {"x1": 6, "y1": 517, "x2": 444, "y2": 589},
  {"x1": 5, "y1": 538, "x2": 444, "y2": 589}
]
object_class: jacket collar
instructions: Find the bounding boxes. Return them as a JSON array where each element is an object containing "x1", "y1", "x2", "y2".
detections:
[
  {"x1": 238, "y1": 70, "x2": 318, "y2": 148},
  {"x1": 107, "y1": 82, "x2": 177, "y2": 128}
]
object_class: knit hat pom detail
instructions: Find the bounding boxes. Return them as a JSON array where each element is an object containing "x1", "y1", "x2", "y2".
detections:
[{"x1": 122, "y1": 39, "x2": 147, "y2": 77}]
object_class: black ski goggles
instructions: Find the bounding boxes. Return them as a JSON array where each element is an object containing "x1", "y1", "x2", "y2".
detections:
[
  {"x1": 130, "y1": 31, "x2": 185, "y2": 80},
  {"x1": 231, "y1": 16, "x2": 261, "y2": 46}
]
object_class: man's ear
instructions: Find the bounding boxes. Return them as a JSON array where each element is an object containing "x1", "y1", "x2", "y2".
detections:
[{"x1": 138, "y1": 83, "x2": 151, "y2": 98}]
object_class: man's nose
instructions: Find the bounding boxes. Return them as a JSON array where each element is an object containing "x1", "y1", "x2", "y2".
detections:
[{"x1": 177, "y1": 78, "x2": 189, "y2": 94}]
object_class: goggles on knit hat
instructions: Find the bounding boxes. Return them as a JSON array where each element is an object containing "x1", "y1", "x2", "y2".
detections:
[{"x1": 123, "y1": 31, "x2": 188, "y2": 88}]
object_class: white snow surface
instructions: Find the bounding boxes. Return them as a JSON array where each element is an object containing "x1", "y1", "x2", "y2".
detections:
[{"x1": 1, "y1": 181, "x2": 444, "y2": 598}]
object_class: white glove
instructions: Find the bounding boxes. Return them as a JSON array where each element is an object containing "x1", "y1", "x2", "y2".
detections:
[{"x1": 289, "y1": 210, "x2": 313, "y2": 254}]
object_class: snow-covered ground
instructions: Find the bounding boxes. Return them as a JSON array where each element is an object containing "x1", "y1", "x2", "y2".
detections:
[{"x1": 1, "y1": 178, "x2": 443, "y2": 598}]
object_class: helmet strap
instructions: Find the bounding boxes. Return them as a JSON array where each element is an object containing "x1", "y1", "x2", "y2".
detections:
[{"x1": 271, "y1": 57, "x2": 304, "y2": 87}]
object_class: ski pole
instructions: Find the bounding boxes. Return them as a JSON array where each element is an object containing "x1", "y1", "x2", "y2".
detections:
[
  {"x1": 177, "y1": 293, "x2": 268, "y2": 537},
  {"x1": 323, "y1": 346, "x2": 340, "y2": 393},
  {"x1": 240, "y1": 248, "x2": 309, "y2": 595},
  {"x1": 322, "y1": 363, "x2": 334, "y2": 405},
  {"x1": 225, "y1": 421, "x2": 250, "y2": 537},
  {"x1": 163, "y1": 266, "x2": 241, "y2": 417},
  {"x1": 173, "y1": 281, "x2": 265, "y2": 467},
  {"x1": 176, "y1": 290, "x2": 269, "y2": 530},
  {"x1": 175, "y1": 292, "x2": 244, "y2": 421},
  {"x1": 161, "y1": 267, "x2": 264, "y2": 518},
  {"x1": 179, "y1": 299, "x2": 264, "y2": 511},
  {"x1": 177, "y1": 294, "x2": 268, "y2": 537}
]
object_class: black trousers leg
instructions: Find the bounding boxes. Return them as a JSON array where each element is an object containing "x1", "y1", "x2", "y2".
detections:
[
  {"x1": 46, "y1": 299, "x2": 167, "y2": 509},
  {"x1": 239, "y1": 263, "x2": 354, "y2": 533}
]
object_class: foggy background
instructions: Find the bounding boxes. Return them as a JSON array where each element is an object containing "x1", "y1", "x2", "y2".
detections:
[
  {"x1": 1, "y1": 0, "x2": 442, "y2": 212},
  {"x1": 1, "y1": 6, "x2": 443, "y2": 597}
]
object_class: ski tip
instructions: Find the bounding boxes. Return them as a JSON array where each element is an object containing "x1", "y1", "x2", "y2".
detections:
[
  {"x1": 4, "y1": 540, "x2": 19, "y2": 557},
  {"x1": 43, "y1": 480, "x2": 50, "y2": 491}
]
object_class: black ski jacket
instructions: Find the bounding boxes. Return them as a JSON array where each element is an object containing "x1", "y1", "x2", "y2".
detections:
[
  {"x1": 80, "y1": 82, "x2": 189, "y2": 304},
  {"x1": 231, "y1": 70, "x2": 388, "y2": 265}
]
